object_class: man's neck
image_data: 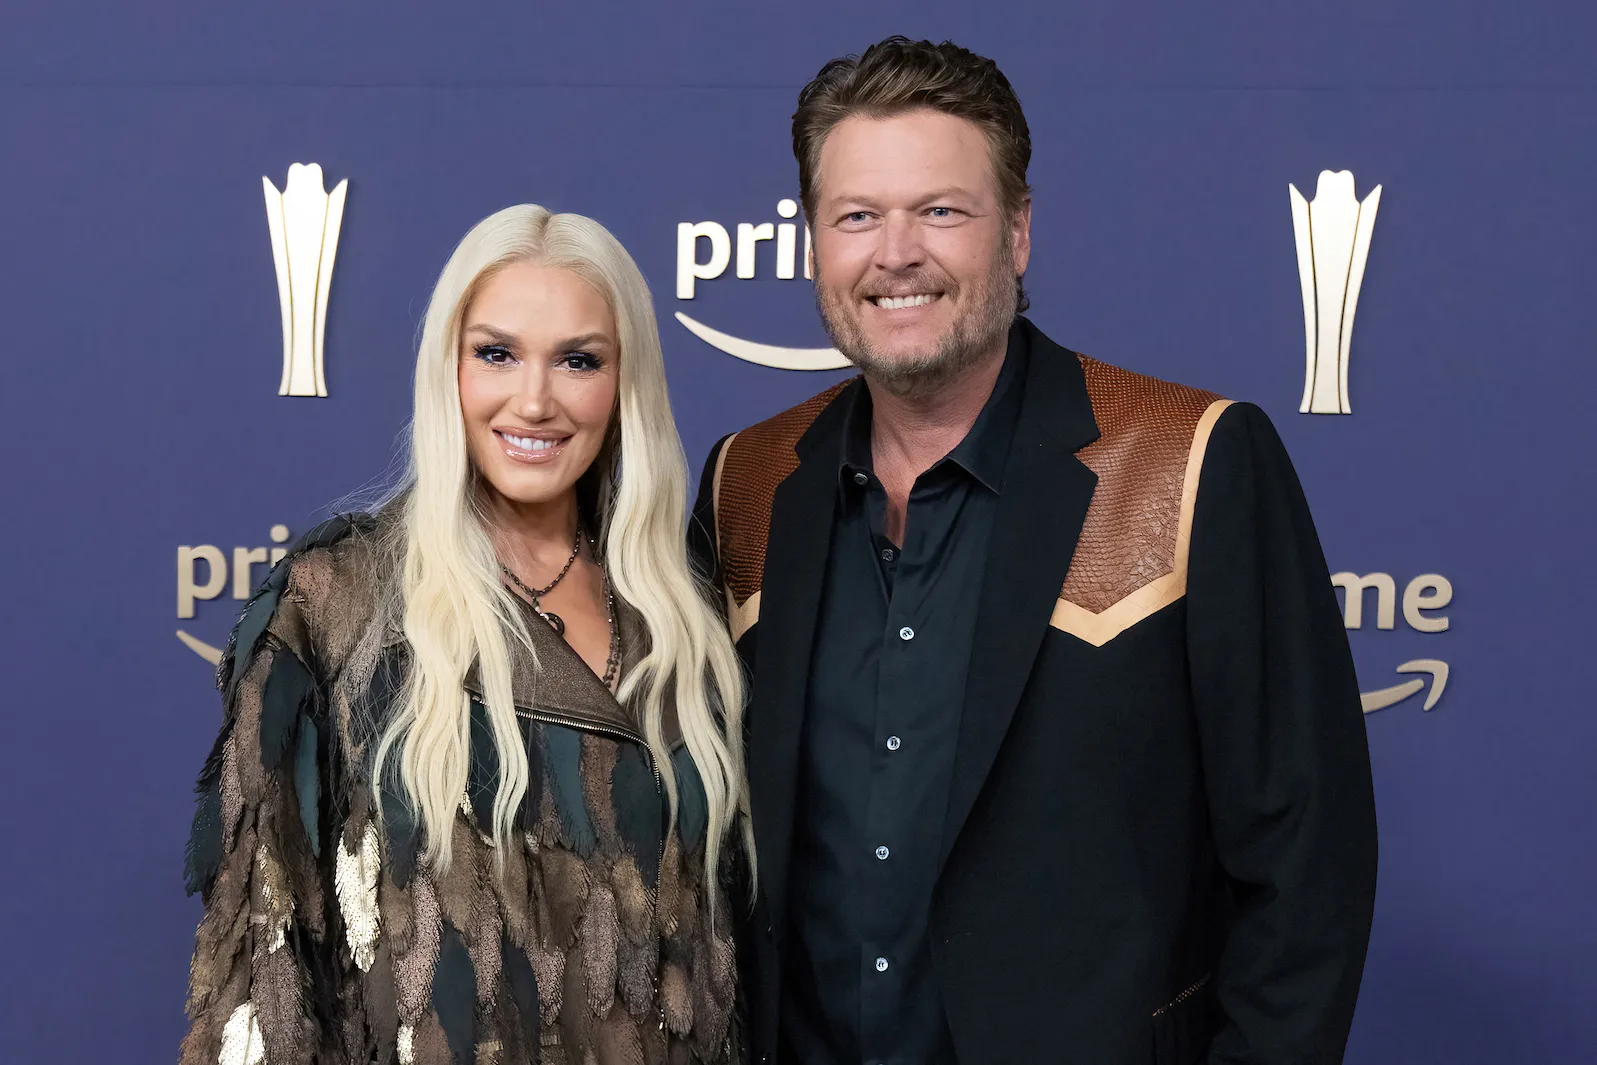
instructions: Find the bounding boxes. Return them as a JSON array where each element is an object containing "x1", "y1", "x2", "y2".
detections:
[
  {"x1": 867, "y1": 343, "x2": 1007, "y2": 487},
  {"x1": 864, "y1": 340, "x2": 1007, "y2": 544}
]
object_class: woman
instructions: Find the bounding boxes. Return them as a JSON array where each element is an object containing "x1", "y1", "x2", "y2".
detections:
[{"x1": 180, "y1": 206, "x2": 749, "y2": 1065}]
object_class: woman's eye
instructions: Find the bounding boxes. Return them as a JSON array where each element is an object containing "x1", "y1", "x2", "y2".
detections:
[
  {"x1": 562, "y1": 351, "x2": 603, "y2": 372},
  {"x1": 474, "y1": 344, "x2": 515, "y2": 365}
]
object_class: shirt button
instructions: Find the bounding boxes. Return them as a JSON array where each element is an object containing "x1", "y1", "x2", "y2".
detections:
[
  {"x1": 886, "y1": 735, "x2": 901, "y2": 751},
  {"x1": 875, "y1": 845, "x2": 890, "y2": 860},
  {"x1": 875, "y1": 957, "x2": 890, "y2": 972},
  {"x1": 899, "y1": 626, "x2": 915, "y2": 641},
  {"x1": 853, "y1": 471, "x2": 869, "y2": 486},
  {"x1": 881, "y1": 547, "x2": 895, "y2": 562}
]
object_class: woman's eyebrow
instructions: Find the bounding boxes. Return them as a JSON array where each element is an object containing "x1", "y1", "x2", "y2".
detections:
[
  {"x1": 462, "y1": 323, "x2": 519, "y2": 346},
  {"x1": 552, "y1": 332, "x2": 614, "y2": 351}
]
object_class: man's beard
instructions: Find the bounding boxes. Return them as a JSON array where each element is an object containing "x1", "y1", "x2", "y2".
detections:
[{"x1": 815, "y1": 242, "x2": 1018, "y2": 399}]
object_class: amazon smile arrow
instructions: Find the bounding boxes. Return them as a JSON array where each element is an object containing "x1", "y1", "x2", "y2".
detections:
[
  {"x1": 675, "y1": 312, "x2": 851, "y2": 371},
  {"x1": 1360, "y1": 659, "x2": 1448, "y2": 714}
]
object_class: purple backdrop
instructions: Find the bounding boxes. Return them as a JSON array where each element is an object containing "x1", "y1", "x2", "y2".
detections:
[{"x1": 0, "y1": 1, "x2": 1591, "y2": 1060}]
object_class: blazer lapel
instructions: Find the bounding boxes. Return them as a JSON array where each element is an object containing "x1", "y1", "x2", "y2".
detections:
[
  {"x1": 940, "y1": 323, "x2": 1101, "y2": 869},
  {"x1": 748, "y1": 382, "x2": 856, "y2": 937}
]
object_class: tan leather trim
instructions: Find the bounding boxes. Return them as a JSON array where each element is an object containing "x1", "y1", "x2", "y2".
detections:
[
  {"x1": 727, "y1": 587, "x2": 761, "y2": 644},
  {"x1": 1049, "y1": 575, "x2": 1188, "y2": 648},
  {"x1": 1050, "y1": 399, "x2": 1234, "y2": 647},
  {"x1": 711, "y1": 430, "x2": 739, "y2": 559},
  {"x1": 714, "y1": 432, "x2": 762, "y2": 643}
]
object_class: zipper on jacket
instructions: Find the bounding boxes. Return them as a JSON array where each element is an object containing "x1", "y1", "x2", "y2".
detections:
[
  {"x1": 517, "y1": 706, "x2": 668, "y2": 896},
  {"x1": 1151, "y1": 973, "x2": 1211, "y2": 1018}
]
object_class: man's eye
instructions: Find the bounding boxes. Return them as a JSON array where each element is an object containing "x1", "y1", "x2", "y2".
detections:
[
  {"x1": 563, "y1": 352, "x2": 603, "y2": 372},
  {"x1": 928, "y1": 207, "x2": 954, "y2": 218},
  {"x1": 474, "y1": 344, "x2": 515, "y2": 365},
  {"x1": 845, "y1": 212, "x2": 871, "y2": 224}
]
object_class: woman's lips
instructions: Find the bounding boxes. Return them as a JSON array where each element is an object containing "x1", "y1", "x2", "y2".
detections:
[{"x1": 495, "y1": 429, "x2": 570, "y2": 464}]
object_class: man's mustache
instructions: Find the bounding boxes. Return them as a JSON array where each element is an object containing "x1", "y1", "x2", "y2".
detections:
[{"x1": 853, "y1": 272, "x2": 956, "y2": 301}]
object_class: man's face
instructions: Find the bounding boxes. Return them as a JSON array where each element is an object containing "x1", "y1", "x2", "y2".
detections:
[{"x1": 810, "y1": 108, "x2": 1030, "y2": 391}]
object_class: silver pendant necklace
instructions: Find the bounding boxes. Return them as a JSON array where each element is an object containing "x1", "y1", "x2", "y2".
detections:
[
  {"x1": 500, "y1": 523, "x2": 583, "y2": 635},
  {"x1": 500, "y1": 524, "x2": 621, "y2": 690}
]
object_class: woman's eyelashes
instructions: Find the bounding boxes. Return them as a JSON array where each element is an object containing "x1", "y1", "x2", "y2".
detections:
[
  {"x1": 473, "y1": 343, "x2": 517, "y2": 366},
  {"x1": 470, "y1": 343, "x2": 605, "y2": 372},
  {"x1": 559, "y1": 351, "x2": 605, "y2": 373}
]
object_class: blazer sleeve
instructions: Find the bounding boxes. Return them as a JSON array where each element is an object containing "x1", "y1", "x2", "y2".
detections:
[
  {"x1": 180, "y1": 545, "x2": 358, "y2": 1065},
  {"x1": 688, "y1": 433, "x2": 734, "y2": 602},
  {"x1": 1184, "y1": 402, "x2": 1378, "y2": 1065}
]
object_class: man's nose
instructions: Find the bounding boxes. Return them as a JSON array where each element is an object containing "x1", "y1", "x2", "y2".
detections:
[{"x1": 874, "y1": 211, "x2": 926, "y2": 273}]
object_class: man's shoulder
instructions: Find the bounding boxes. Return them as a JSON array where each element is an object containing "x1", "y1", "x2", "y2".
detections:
[
  {"x1": 706, "y1": 379, "x2": 855, "y2": 615},
  {"x1": 723, "y1": 377, "x2": 856, "y2": 462},
  {"x1": 1056, "y1": 353, "x2": 1240, "y2": 635},
  {"x1": 713, "y1": 377, "x2": 856, "y2": 503},
  {"x1": 1074, "y1": 353, "x2": 1229, "y2": 443}
]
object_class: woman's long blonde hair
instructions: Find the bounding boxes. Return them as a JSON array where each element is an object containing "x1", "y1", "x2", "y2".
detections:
[{"x1": 371, "y1": 204, "x2": 748, "y2": 889}]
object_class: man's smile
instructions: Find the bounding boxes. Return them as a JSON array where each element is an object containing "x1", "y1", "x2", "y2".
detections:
[{"x1": 869, "y1": 293, "x2": 944, "y2": 309}]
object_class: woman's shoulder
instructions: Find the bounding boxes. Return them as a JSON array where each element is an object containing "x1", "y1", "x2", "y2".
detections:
[{"x1": 219, "y1": 511, "x2": 394, "y2": 692}]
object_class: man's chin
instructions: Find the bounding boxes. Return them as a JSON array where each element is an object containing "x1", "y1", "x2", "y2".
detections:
[{"x1": 845, "y1": 347, "x2": 952, "y2": 387}]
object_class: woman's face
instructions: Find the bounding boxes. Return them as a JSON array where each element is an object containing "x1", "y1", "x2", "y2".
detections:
[{"x1": 457, "y1": 262, "x2": 620, "y2": 510}]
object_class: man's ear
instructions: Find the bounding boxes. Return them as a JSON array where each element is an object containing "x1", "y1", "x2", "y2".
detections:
[{"x1": 1010, "y1": 197, "x2": 1033, "y2": 276}]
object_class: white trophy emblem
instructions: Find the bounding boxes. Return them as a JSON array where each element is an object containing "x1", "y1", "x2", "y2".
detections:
[
  {"x1": 1290, "y1": 170, "x2": 1381, "y2": 415},
  {"x1": 263, "y1": 163, "x2": 348, "y2": 397}
]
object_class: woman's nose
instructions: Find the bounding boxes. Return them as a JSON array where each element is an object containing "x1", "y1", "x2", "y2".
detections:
[{"x1": 513, "y1": 363, "x2": 555, "y2": 420}]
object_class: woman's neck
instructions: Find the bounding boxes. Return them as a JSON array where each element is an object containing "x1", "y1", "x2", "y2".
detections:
[{"x1": 484, "y1": 490, "x2": 583, "y2": 572}]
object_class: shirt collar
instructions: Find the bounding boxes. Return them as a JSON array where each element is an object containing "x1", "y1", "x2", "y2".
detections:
[{"x1": 838, "y1": 318, "x2": 1028, "y2": 494}]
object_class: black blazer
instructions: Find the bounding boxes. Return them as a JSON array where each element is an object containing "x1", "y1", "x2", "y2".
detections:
[{"x1": 691, "y1": 319, "x2": 1378, "y2": 1065}]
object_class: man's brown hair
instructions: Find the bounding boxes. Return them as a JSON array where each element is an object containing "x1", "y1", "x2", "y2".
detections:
[{"x1": 792, "y1": 36, "x2": 1032, "y2": 225}]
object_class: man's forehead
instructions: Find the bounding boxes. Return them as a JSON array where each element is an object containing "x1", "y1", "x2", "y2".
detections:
[{"x1": 817, "y1": 110, "x2": 997, "y2": 203}]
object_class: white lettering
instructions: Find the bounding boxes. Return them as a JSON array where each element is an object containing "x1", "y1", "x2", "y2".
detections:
[
  {"x1": 777, "y1": 223, "x2": 797, "y2": 280},
  {"x1": 233, "y1": 546, "x2": 269, "y2": 599},
  {"x1": 1403, "y1": 574, "x2": 1453, "y2": 632},
  {"x1": 1333, "y1": 571, "x2": 1397, "y2": 630},
  {"x1": 776, "y1": 197, "x2": 800, "y2": 279},
  {"x1": 676, "y1": 221, "x2": 731, "y2": 299},
  {"x1": 270, "y1": 523, "x2": 291, "y2": 565},
  {"x1": 178, "y1": 545, "x2": 227, "y2": 619},
  {"x1": 737, "y1": 222, "x2": 775, "y2": 279}
]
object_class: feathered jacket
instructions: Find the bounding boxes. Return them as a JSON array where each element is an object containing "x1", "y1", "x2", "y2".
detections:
[{"x1": 181, "y1": 514, "x2": 740, "y2": 1065}]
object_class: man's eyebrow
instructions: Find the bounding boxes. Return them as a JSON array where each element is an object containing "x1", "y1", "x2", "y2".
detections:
[
  {"x1": 912, "y1": 186, "x2": 981, "y2": 203},
  {"x1": 823, "y1": 187, "x2": 983, "y2": 211}
]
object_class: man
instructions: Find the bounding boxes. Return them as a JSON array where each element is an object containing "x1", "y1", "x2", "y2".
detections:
[{"x1": 690, "y1": 37, "x2": 1378, "y2": 1065}]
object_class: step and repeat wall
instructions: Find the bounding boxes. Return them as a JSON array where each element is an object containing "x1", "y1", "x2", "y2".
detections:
[{"x1": 1, "y1": 1, "x2": 1591, "y2": 1061}]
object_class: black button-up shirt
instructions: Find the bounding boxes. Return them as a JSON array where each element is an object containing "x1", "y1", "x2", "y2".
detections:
[{"x1": 780, "y1": 331, "x2": 1027, "y2": 1065}]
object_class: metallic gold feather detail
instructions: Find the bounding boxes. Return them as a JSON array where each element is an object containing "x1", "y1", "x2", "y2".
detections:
[
  {"x1": 396, "y1": 1025, "x2": 415, "y2": 1065},
  {"x1": 529, "y1": 939, "x2": 566, "y2": 1023},
  {"x1": 395, "y1": 875, "x2": 442, "y2": 1024},
  {"x1": 580, "y1": 880, "x2": 620, "y2": 1017},
  {"x1": 219, "y1": 1002, "x2": 265, "y2": 1065},
  {"x1": 336, "y1": 820, "x2": 382, "y2": 971},
  {"x1": 254, "y1": 843, "x2": 292, "y2": 954},
  {"x1": 659, "y1": 964, "x2": 692, "y2": 1036},
  {"x1": 220, "y1": 734, "x2": 244, "y2": 852}
]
